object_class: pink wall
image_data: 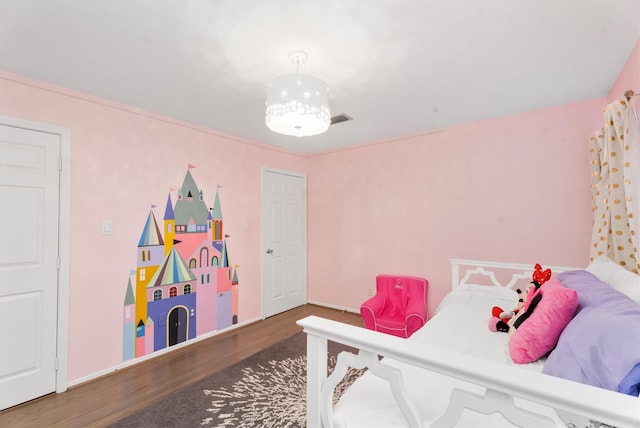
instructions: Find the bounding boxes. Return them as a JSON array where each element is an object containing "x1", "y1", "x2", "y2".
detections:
[
  {"x1": 0, "y1": 72, "x2": 307, "y2": 382},
  {"x1": 307, "y1": 99, "x2": 604, "y2": 315},
  {"x1": 608, "y1": 38, "x2": 639, "y2": 102},
  {"x1": 307, "y1": 36, "x2": 639, "y2": 315}
]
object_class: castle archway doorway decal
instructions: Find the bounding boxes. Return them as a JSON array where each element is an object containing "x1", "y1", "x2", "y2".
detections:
[{"x1": 168, "y1": 306, "x2": 188, "y2": 346}]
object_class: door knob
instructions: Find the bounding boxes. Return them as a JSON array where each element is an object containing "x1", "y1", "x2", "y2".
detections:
[{"x1": 266, "y1": 249, "x2": 274, "y2": 254}]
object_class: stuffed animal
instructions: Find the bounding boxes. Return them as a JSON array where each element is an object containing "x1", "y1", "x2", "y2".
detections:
[
  {"x1": 488, "y1": 263, "x2": 552, "y2": 333},
  {"x1": 507, "y1": 263, "x2": 552, "y2": 335},
  {"x1": 488, "y1": 288, "x2": 525, "y2": 332}
]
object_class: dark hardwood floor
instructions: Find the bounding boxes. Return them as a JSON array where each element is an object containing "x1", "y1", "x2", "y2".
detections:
[{"x1": 0, "y1": 304, "x2": 363, "y2": 428}]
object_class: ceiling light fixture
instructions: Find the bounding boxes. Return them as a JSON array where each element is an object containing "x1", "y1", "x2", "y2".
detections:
[{"x1": 265, "y1": 51, "x2": 330, "y2": 137}]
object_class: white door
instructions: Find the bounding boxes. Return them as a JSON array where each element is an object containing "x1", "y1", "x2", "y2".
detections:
[
  {"x1": 262, "y1": 169, "x2": 307, "y2": 318},
  {"x1": 0, "y1": 123, "x2": 61, "y2": 410}
]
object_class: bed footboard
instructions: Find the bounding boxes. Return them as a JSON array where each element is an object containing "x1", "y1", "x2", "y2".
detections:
[
  {"x1": 325, "y1": 348, "x2": 421, "y2": 427},
  {"x1": 297, "y1": 315, "x2": 639, "y2": 428}
]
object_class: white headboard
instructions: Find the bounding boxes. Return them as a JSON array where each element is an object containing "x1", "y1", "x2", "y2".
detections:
[{"x1": 450, "y1": 259, "x2": 580, "y2": 291}]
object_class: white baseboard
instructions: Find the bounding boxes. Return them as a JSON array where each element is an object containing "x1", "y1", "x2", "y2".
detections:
[
  {"x1": 67, "y1": 316, "x2": 262, "y2": 388},
  {"x1": 307, "y1": 300, "x2": 360, "y2": 315}
]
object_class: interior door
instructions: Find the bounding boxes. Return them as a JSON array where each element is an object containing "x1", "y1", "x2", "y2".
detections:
[
  {"x1": 0, "y1": 124, "x2": 61, "y2": 410},
  {"x1": 262, "y1": 169, "x2": 307, "y2": 318}
]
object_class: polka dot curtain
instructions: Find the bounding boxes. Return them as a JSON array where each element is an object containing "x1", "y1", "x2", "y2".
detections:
[{"x1": 588, "y1": 97, "x2": 639, "y2": 274}]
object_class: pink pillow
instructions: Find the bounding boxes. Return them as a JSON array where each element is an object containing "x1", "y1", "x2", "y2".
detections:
[{"x1": 509, "y1": 278, "x2": 578, "y2": 364}]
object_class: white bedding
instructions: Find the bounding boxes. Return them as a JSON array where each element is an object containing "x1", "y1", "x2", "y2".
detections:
[{"x1": 332, "y1": 285, "x2": 566, "y2": 427}]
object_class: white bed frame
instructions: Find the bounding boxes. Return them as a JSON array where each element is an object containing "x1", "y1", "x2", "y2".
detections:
[{"x1": 297, "y1": 259, "x2": 640, "y2": 428}]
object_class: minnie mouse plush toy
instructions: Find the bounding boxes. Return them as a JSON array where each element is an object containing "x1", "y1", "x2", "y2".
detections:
[
  {"x1": 488, "y1": 288, "x2": 525, "y2": 332},
  {"x1": 488, "y1": 263, "x2": 552, "y2": 333}
]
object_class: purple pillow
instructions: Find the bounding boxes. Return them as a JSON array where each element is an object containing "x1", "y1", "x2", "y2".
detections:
[{"x1": 543, "y1": 270, "x2": 640, "y2": 395}]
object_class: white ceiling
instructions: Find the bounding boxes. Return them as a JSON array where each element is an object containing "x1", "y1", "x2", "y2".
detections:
[{"x1": 1, "y1": 0, "x2": 639, "y2": 155}]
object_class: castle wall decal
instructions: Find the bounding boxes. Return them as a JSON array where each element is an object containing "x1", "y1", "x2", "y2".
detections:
[{"x1": 122, "y1": 166, "x2": 239, "y2": 361}]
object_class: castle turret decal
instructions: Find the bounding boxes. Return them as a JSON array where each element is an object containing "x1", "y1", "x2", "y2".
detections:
[
  {"x1": 147, "y1": 247, "x2": 196, "y2": 288},
  {"x1": 164, "y1": 193, "x2": 176, "y2": 256},
  {"x1": 174, "y1": 170, "x2": 209, "y2": 233},
  {"x1": 138, "y1": 210, "x2": 164, "y2": 247},
  {"x1": 211, "y1": 188, "x2": 223, "y2": 250},
  {"x1": 122, "y1": 278, "x2": 136, "y2": 361},
  {"x1": 135, "y1": 208, "x2": 164, "y2": 334}
]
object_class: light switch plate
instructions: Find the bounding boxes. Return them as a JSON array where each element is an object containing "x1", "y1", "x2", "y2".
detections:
[{"x1": 101, "y1": 220, "x2": 113, "y2": 235}]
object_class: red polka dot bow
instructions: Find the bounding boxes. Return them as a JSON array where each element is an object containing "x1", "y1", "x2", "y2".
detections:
[{"x1": 532, "y1": 263, "x2": 552, "y2": 285}]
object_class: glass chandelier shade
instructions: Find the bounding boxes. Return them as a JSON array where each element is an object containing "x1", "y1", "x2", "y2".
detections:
[{"x1": 265, "y1": 54, "x2": 330, "y2": 137}]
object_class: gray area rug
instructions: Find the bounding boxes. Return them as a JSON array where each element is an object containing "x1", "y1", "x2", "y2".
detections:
[{"x1": 110, "y1": 332, "x2": 364, "y2": 427}]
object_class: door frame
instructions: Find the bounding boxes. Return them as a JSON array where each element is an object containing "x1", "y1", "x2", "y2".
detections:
[
  {"x1": 261, "y1": 167, "x2": 307, "y2": 318},
  {"x1": 0, "y1": 115, "x2": 70, "y2": 394}
]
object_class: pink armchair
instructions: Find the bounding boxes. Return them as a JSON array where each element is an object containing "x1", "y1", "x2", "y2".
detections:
[{"x1": 360, "y1": 274, "x2": 429, "y2": 338}]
